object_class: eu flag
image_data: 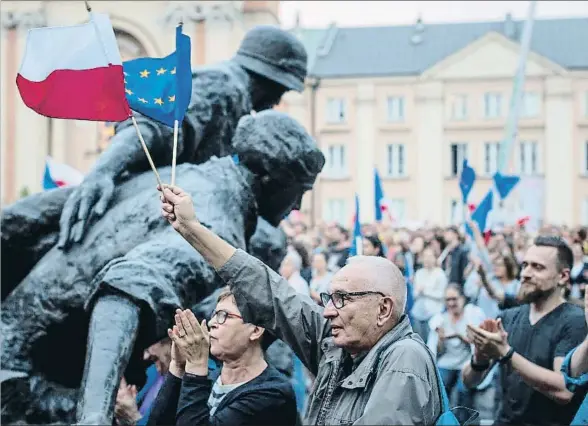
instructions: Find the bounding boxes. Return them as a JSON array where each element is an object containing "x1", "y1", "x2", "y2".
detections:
[
  {"x1": 349, "y1": 194, "x2": 363, "y2": 257},
  {"x1": 123, "y1": 25, "x2": 192, "y2": 127},
  {"x1": 459, "y1": 159, "x2": 476, "y2": 204},
  {"x1": 374, "y1": 168, "x2": 385, "y2": 222}
]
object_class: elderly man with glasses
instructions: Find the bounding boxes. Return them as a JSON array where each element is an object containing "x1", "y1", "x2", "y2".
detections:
[{"x1": 159, "y1": 185, "x2": 443, "y2": 425}]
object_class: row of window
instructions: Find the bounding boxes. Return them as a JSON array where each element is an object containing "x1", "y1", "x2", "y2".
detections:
[
  {"x1": 326, "y1": 91, "x2": 544, "y2": 124},
  {"x1": 323, "y1": 141, "x2": 541, "y2": 178}
]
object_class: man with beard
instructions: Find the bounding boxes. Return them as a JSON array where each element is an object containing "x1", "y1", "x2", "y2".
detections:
[{"x1": 462, "y1": 236, "x2": 588, "y2": 426}]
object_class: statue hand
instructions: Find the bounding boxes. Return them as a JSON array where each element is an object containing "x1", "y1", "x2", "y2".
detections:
[
  {"x1": 158, "y1": 185, "x2": 198, "y2": 231},
  {"x1": 57, "y1": 174, "x2": 115, "y2": 250}
]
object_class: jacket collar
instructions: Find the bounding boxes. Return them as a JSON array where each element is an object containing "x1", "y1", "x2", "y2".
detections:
[{"x1": 338, "y1": 315, "x2": 413, "y2": 389}]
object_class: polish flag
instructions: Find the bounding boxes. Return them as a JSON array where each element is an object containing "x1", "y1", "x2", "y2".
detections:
[
  {"x1": 43, "y1": 156, "x2": 84, "y2": 190},
  {"x1": 16, "y1": 13, "x2": 130, "y2": 122}
]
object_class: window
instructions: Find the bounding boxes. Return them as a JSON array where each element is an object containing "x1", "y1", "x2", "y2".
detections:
[
  {"x1": 324, "y1": 198, "x2": 348, "y2": 225},
  {"x1": 388, "y1": 199, "x2": 406, "y2": 223},
  {"x1": 518, "y1": 141, "x2": 539, "y2": 175},
  {"x1": 323, "y1": 144, "x2": 347, "y2": 178},
  {"x1": 484, "y1": 142, "x2": 500, "y2": 176},
  {"x1": 450, "y1": 94, "x2": 468, "y2": 120},
  {"x1": 326, "y1": 98, "x2": 346, "y2": 123},
  {"x1": 484, "y1": 92, "x2": 502, "y2": 118},
  {"x1": 449, "y1": 199, "x2": 463, "y2": 225},
  {"x1": 584, "y1": 141, "x2": 588, "y2": 176},
  {"x1": 584, "y1": 92, "x2": 588, "y2": 117},
  {"x1": 449, "y1": 143, "x2": 468, "y2": 177},
  {"x1": 387, "y1": 96, "x2": 405, "y2": 122},
  {"x1": 521, "y1": 92, "x2": 540, "y2": 118},
  {"x1": 386, "y1": 144, "x2": 406, "y2": 177}
]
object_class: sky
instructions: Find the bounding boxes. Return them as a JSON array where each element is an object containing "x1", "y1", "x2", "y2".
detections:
[{"x1": 279, "y1": 1, "x2": 588, "y2": 28}]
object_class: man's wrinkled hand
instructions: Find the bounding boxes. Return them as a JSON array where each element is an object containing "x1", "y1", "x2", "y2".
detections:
[
  {"x1": 158, "y1": 185, "x2": 198, "y2": 231},
  {"x1": 57, "y1": 174, "x2": 115, "y2": 250}
]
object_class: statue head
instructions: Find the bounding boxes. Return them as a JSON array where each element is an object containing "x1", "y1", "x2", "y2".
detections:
[
  {"x1": 234, "y1": 26, "x2": 308, "y2": 111},
  {"x1": 232, "y1": 110, "x2": 324, "y2": 227}
]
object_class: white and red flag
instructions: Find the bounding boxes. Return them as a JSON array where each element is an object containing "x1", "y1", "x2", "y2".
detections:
[{"x1": 16, "y1": 12, "x2": 130, "y2": 121}]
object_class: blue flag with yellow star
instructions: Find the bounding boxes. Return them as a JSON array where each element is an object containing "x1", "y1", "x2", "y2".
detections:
[{"x1": 122, "y1": 25, "x2": 191, "y2": 128}]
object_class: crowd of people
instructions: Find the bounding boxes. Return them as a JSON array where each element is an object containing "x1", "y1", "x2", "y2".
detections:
[{"x1": 109, "y1": 184, "x2": 588, "y2": 426}]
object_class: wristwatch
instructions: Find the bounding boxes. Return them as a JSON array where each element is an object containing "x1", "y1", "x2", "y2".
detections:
[
  {"x1": 470, "y1": 355, "x2": 490, "y2": 371},
  {"x1": 498, "y1": 347, "x2": 515, "y2": 365}
]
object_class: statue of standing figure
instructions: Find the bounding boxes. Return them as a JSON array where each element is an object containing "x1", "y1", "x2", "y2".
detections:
[{"x1": 1, "y1": 26, "x2": 318, "y2": 425}]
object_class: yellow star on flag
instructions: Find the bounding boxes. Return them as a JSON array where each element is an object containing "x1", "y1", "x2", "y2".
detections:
[
  {"x1": 140, "y1": 69, "x2": 150, "y2": 78},
  {"x1": 138, "y1": 98, "x2": 148, "y2": 104},
  {"x1": 123, "y1": 71, "x2": 128, "y2": 76},
  {"x1": 168, "y1": 95, "x2": 176, "y2": 102},
  {"x1": 154, "y1": 98, "x2": 164, "y2": 105},
  {"x1": 156, "y1": 68, "x2": 167, "y2": 75},
  {"x1": 171, "y1": 67, "x2": 176, "y2": 75},
  {"x1": 124, "y1": 79, "x2": 128, "y2": 84},
  {"x1": 125, "y1": 88, "x2": 133, "y2": 95}
]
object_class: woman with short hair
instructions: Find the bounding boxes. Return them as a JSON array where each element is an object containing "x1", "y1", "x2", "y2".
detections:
[{"x1": 148, "y1": 288, "x2": 297, "y2": 425}]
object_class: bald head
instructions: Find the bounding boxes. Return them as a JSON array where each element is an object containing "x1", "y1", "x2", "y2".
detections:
[{"x1": 338, "y1": 256, "x2": 407, "y2": 319}]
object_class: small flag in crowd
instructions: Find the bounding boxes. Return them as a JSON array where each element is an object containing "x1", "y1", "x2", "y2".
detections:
[
  {"x1": 122, "y1": 25, "x2": 192, "y2": 128},
  {"x1": 349, "y1": 194, "x2": 363, "y2": 256},
  {"x1": 459, "y1": 159, "x2": 476, "y2": 203},
  {"x1": 16, "y1": 13, "x2": 130, "y2": 121},
  {"x1": 374, "y1": 168, "x2": 385, "y2": 222},
  {"x1": 466, "y1": 189, "x2": 494, "y2": 238},
  {"x1": 43, "y1": 157, "x2": 84, "y2": 190},
  {"x1": 493, "y1": 172, "x2": 520, "y2": 200}
]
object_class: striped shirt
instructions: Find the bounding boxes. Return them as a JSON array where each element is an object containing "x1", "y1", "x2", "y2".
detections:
[{"x1": 207, "y1": 377, "x2": 246, "y2": 416}]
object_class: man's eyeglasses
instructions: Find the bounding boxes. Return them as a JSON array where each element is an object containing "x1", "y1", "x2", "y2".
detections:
[
  {"x1": 210, "y1": 310, "x2": 243, "y2": 325},
  {"x1": 319, "y1": 291, "x2": 386, "y2": 309}
]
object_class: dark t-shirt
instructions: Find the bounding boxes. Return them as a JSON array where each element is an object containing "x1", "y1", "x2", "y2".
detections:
[{"x1": 497, "y1": 303, "x2": 588, "y2": 425}]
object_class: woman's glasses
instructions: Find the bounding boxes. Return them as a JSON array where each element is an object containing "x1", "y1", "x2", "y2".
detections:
[{"x1": 210, "y1": 310, "x2": 243, "y2": 325}]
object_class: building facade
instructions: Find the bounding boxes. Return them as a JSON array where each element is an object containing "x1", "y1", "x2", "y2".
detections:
[
  {"x1": 2, "y1": 3, "x2": 588, "y2": 227},
  {"x1": 0, "y1": 0, "x2": 278, "y2": 203},
  {"x1": 285, "y1": 16, "x2": 588, "y2": 227}
]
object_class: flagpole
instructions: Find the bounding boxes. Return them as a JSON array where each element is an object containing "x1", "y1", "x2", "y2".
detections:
[
  {"x1": 171, "y1": 119, "x2": 179, "y2": 186},
  {"x1": 84, "y1": 0, "x2": 163, "y2": 189},
  {"x1": 132, "y1": 116, "x2": 164, "y2": 189},
  {"x1": 171, "y1": 21, "x2": 183, "y2": 187}
]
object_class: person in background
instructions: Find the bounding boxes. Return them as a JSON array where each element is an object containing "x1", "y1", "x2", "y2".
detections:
[
  {"x1": 463, "y1": 236, "x2": 588, "y2": 426},
  {"x1": 279, "y1": 251, "x2": 310, "y2": 297},
  {"x1": 394, "y1": 252, "x2": 415, "y2": 322},
  {"x1": 428, "y1": 284, "x2": 485, "y2": 409},
  {"x1": 560, "y1": 287, "x2": 588, "y2": 425},
  {"x1": 114, "y1": 339, "x2": 172, "y2": 426},
  {"x1": 571, "y1": 242, "x2": 588, "y2": 298},
  {"x1": 362, "y1": 235, "x2": 385, "y2": 257},
  {"x1": 309, "y1": 251, "x2": 332, "y2": 304},
  {"x1": 291, "y1": 241, "x2": 312, "y2": 283},
  {"x1": 411, "y1": 247, "x2": 448, "y2": 341},
  {"x1": 324, "y1": 223, "x2": 350, "y2": 272},
  {"x1": 441, "y1": 226, "x2": 469, "y2": 289},
  {"x1": 474, "y1": 254, "x2": 520, "y2": 320},
  {"x1": 148, "y1": 290, "x2": 297, "y2": 425}
]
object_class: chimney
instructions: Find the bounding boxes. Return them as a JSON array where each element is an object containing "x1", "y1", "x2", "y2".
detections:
[
  {"x1": 411, "y1": 16, "x2": 424, "y2": 45},
  {"x1": 504, "y1": 12, "x2": 517, "y2": 39}
]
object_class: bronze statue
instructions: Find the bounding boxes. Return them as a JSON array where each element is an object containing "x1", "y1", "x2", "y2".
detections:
[
  {"x1": 1, "y1": 111, "x2": 324, "y2": 424},
  {"x1": 56, "y1": 25, "x2": 307, "y2": 249}
]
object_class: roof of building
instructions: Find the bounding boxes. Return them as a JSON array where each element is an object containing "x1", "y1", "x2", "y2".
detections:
[{"x1": 293, "y1": 17, "x2": 588, "y2": 78}]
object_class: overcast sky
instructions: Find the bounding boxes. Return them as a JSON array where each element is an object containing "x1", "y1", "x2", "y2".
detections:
[{"x1": 279, "y1": 1, "x2": 588, "y2": 28}]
